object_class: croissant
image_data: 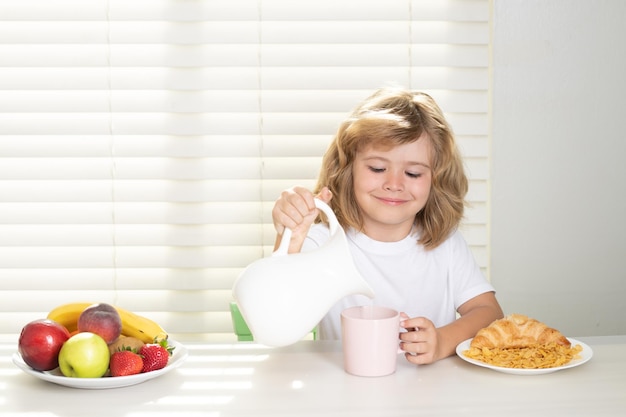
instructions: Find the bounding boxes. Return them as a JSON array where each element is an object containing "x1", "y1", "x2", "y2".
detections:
[{"x1": 470, "y1": 314, "x2": 570, "y2": 349}]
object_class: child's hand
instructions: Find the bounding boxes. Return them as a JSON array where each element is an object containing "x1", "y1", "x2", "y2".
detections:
[
  {"x1": 271, "y1": 186, "x2": 332, "y2": 252},
  {"x1": 399, "y1": 313, "x2": 442, "y2": 365}
]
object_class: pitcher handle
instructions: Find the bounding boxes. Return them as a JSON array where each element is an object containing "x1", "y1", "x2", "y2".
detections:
[{"x1": 274, "y1": 199, "x2": 339, "y2": 256}]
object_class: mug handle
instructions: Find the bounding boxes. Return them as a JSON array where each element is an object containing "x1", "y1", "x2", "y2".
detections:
[{"x1": 274, "y1": 199, "x2": 338, "y2": 256}]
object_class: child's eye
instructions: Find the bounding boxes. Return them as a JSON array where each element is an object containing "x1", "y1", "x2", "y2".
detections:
[
  {"x1": 368, "y1": 166, "x2": 385, "y2": 173},
  {"x1": 406, "y1": 172, "x2": 421, "y2": 178}
]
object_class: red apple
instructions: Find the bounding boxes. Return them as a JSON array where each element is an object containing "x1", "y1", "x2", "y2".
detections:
[
  {"x1": 77, "y1": 303, "x2": 122, "y2": 344},
  {"x1": 18, "y1": 319, "x2": 71, "y2": 371}
]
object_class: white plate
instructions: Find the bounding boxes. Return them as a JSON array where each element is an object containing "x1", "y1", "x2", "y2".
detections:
[
  {"x1": 456, "y1": 337, "x2": 592, "y2": 375},
  {"x1": 12, "y1": 339, "x2": 188, "y2": 389}
]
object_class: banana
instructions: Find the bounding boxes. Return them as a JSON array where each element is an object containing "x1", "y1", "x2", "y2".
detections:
[
  {"x1": 116, "y1": 305, "x2": 168, "y2": 344},
  {"x1": 46, "y1": 302, "x2": 168, "y2": 344},
  {"x1": 46, "y1": 302, "x2": 94, "y2": 333}
]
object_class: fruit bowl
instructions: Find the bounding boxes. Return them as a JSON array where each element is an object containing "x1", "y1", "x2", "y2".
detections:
[{"x1": 12, "y1": 339, "x2": 188, "y2": 389}]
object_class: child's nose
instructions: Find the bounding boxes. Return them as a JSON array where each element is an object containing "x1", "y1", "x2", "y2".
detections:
[{"x1": 384, "y1": 172, "x2": 404, "y2": 191}]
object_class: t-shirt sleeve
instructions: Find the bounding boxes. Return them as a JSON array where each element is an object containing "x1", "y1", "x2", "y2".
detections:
[
  {"x1": 448, "y1": 230, "x2": 496, "y2": 309},
  {"x1": 301, "y1": 223, "x2": 330, "y2": 252}
]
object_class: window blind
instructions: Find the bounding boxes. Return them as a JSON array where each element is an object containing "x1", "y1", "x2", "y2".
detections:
[{"x1": 0, "y1": 0, "x2": 490, "y2": 341}]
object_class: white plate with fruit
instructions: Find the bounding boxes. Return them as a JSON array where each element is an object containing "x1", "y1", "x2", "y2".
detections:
[
  {"x1": 13, "y1": 338, "x2": 188, "y2": 389},
  {"x1": 13, "y1": 302, "x2": 189, "y2": 389}
]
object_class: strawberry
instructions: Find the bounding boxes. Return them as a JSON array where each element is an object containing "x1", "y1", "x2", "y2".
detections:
[
  {"x1": 139, "y1": 340, "x2": 172, "y2": 373},
  {"x1": 110, "y1": 350, "x2": 143, "y2": 377}
]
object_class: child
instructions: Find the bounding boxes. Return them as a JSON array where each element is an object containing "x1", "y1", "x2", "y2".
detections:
[{"x1": 271, "y1": 87, "x2": 503, "y2": 364}]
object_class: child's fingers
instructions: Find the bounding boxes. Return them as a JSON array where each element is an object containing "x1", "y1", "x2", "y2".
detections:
[{"x1": 315, "y1": 186, "x2": 333, "y2": 203}]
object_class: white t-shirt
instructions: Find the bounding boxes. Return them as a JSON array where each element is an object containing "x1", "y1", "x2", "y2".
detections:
[{"x1": 302, "y1": 224, "x2": 495, "y2": 340}]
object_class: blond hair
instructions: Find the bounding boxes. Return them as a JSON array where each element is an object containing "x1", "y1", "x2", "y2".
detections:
[{"x1": 314, "y1": 88, "x2": 468, "y2": 249}]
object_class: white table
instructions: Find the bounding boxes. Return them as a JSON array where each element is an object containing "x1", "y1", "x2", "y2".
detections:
[{"x1": 1, "y1": 335, "x2": 625, "y2": 416}]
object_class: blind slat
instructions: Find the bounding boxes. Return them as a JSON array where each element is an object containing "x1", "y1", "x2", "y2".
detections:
[
  {"x1": 3, "y1": 21, "x2": 488, "y2": 44},
  {"x1": 0, "y1": 67, "x2": 488, "y2": 90},
  {"x1": 0, "y1": 202, "x2": 267, "y2": 224},
  {"x1": 0, "y1": 90, "x2": 488, "y2": 113}
]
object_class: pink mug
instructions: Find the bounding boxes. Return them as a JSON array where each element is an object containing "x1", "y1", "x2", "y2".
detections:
[{"x1": 341, "y1": 305, "x2": 400, "y2": 377}]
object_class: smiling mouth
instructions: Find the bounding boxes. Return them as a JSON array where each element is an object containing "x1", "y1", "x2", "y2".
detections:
[{"x1": 376, "y1": 197, "x2": 406, "y2": 205}]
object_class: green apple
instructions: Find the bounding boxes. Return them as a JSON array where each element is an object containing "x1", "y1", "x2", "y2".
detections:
[{"x1": 58, "y1": 332, "x2": 110, "y2": 378}]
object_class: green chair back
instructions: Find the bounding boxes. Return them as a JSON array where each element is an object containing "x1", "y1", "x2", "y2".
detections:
[{"x1": 230, "y1": 301, "x2": 253, "y2": 341}]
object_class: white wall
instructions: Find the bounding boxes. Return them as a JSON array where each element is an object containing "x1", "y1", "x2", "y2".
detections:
[{"x1": 491, "y1": 0, "x2": 626, "y2": 336}]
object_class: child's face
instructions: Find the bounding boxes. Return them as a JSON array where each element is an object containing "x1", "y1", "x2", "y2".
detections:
[{"x1": 352, "y1": 136, "x2": 432, "y2": 242}]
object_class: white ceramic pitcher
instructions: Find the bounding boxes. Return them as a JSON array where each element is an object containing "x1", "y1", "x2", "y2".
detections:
[{"x1": 232, "y1": 199, "x2": 375, "y2": 347}]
